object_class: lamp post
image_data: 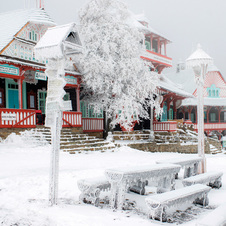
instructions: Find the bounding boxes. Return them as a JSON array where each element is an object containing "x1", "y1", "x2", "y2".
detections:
[{"x1": 186, "y1": 44, "x2": 213, "y2": 173}]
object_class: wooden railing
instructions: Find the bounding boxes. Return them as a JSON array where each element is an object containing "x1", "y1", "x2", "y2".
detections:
[
  {"x1": 193, "y1": 122, "x2": 226, "y2": 131},
  {"x1": 153, "y1": 121, "x2": 177, "y2": 132},
  {"x1": 62, "y1": 111, "x2": 82, "y2": 128},
  {"x1": 82, "y1": 118, "x2": 104, "y2": 132},
  {"x1": 0, "y1": 108, "x2": 36, "y2": 128},
  {"x1": 141, "y1": 50, "x2": 172, "y2": 67}
]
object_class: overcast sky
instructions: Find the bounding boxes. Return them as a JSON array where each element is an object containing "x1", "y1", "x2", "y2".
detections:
[{"x1": 1, "y1": 0, "x2": 226, "y2": 76}]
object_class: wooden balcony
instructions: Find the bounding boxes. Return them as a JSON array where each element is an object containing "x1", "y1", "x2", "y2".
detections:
[{"x1": 141, "y1": 49, "x2": 172, "y2": 67}]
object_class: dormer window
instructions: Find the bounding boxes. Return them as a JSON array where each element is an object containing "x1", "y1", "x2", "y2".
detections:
[
  {"x1": 66, "y1": 31, "x2": 81, "y2": 46},
  {"x1": 29, "y1": 31, "x2": 38, "y2": 42},
  {"x1": 207, "y1": 84, "x2": 220, "y2": 98}
]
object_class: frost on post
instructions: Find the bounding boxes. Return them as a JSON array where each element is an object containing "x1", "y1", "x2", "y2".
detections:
[
  {"x1": 34, "y1": 23, "x2": 82, "y2": 205},
  {"x1": 78, "y1": 0, "x2": 160, "y2": 131}
]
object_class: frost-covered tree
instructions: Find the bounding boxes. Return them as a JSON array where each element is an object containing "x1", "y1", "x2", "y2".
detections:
[{"x1": 78, "y1": 0, "x2": 160, "y2": 131}]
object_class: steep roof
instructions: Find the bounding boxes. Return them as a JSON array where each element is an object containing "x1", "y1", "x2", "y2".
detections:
[
  {"x1": 0, "y1": 8, "x2": 55, "y2": 52},
  {"x1": 158, "y1": 73, "x2": 193, "y2": 98},
  {"x1": 186, "y1": 44, "x2": 213, "y2": 68},
  {"x1": 166, "y1": 64, "x2": 226, "y2": 96}
]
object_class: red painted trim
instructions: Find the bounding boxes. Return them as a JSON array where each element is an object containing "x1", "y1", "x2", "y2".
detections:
[
  {"x1": 140, "y1": 56, "x2": 172, "y2": 67},
  {"x1": 12, "y1": 112, "x2": 35, "y2": 128},
  {"x1": 0, "y1": 108, "x2": 36, "y2": 128},
  {"x1": 0, "y1": 73, "x2": 20, "y2": 79},
  {"x1": 146, "y1": 49, "x2": 172, "y2": 60}
]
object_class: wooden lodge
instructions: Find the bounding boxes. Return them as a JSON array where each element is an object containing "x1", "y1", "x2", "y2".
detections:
[{"x1": 0, "y1": 8, "x2": 193, "y2": 136}]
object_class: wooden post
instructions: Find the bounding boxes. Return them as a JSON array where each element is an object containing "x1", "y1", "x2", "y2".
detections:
[
  {"x1": 76, "y1": 86, "x2": 80, "y2": 112},
  {"x1": 18, "y1": 68, "x2": 25, "y2": 109}
]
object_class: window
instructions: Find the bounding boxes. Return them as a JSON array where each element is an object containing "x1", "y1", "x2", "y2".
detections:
[
  {"x1": 210, "y1": 113, "x2": 216, "y2": 122},
  {"x1": 29, "y1": 30, "x2": 38, "y2": 42},
  {"x1": 145, "y1": 41, "x2": 151, "y2": 50},
  {"x1": 169, "y1": 108, "x2": 174, "y2": 120},
  {"x1": 0, "y1": 88, "x2": 4, "y2": 107},
  {"x1": 80, "y1": 101, "x2": 103, "y2": 118},
  {"x1": 38, "y1": 90, "x2": 47, "y2": 114},
  {"x1": 207, "y1": 84, "x2": 220, "y2": 98}
]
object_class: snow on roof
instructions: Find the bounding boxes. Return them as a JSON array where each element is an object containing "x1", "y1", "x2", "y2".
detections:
[
  {"x1": 35, "y1": 23, "x2": 79, "y2": 59},
  {"x1": 158, "y1": 73, "x2": 193, "y2": 98},
  {"x1": 134, "y1": 13, "x2": 150, "y2": 24},
  {"x1": 0, "y1": 8, "x2": 55, "y2": 52},
  {"x1": 127, "y1": 12, "x2": 170, "y2": 42},
  {"x1": 181, "y1": 97, "x2": 226, "y2": 106},
  {"x1": 166, "y1": 63, "x2": 223, "y2": 95},
  {"x1": 186, "y1": 44, "x2": 213, "y2": 68}
]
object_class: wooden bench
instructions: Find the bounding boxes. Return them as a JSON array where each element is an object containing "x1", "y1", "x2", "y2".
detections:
[
  {"x1": 182, "y1": 171, "x2": 223, "y2": 189},
  {"x1": 196, "y1": 203, "x2": 226, "y2": 226},
  {"x1": 156, "y1": 156, "x2": 202, "y2": 178},
  {"x1": 145, "y1": 184, "x2": 211, "y2": 222},
  {"x1": 77, "y1": 177, "x2": 111, "y2": 206}
]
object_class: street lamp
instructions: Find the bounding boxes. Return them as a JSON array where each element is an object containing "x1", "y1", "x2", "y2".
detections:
[{"x1": 186, "y1": 44, "x2": 213, "y2": 173}]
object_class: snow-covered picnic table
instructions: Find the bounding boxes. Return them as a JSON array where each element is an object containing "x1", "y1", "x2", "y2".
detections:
[
  {"x1": 156, "y1": 156, "x2": 202, "y2": 178},
  {"x1": 105, "y1": 163, "x2": 181, "y2": 209}
]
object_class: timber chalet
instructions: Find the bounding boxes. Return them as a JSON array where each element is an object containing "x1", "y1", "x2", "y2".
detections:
[{"x1": 0, "y1": 5, "x2": 213, "y2": 139}]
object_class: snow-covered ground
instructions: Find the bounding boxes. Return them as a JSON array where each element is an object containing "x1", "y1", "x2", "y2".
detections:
[{"x1": 0, "y1": 133, "x2": 226, "y2": 226}]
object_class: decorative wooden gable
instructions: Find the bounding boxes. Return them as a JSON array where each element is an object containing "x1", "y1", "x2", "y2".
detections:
[
  {"x1": 1, "y1": 22, "x2": 52, "y2": 64},
  {"x1": 193, "y1": 70, "x2": 226, "y2": 98}
]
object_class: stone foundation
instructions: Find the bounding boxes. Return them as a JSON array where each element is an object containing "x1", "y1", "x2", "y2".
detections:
[{"x1": 128, "y1": 141, "x2": 210, "y2": 154}]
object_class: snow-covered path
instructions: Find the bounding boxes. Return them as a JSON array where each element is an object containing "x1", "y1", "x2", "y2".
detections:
[{"x1": 0, "y1": 134, "x2": 226, "y2": 225}]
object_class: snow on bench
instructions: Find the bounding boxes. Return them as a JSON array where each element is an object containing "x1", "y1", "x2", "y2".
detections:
[
  {"x1": 145, "y1": 184, "x2": 211, "y2": 222},
  {"x1": 182, "y1": 171, "x2": 223, "y2": 189},
  {"x1": 156, "y1": 156, "x2": 202, "y2": 178},
  {"x1": 77, "y1": 177, "x2": 111, "y2": 206},
  {"x1": 196, "y1": 203, "x2": 226, "y2": 226},
  {"x1": 105, "y1": 164, "x2": 181, "y2": 209}
]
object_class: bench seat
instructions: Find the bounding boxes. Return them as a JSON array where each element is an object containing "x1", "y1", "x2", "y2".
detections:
[
  {"x1": 78, "y1": 177, "x2": 111, "y2": 206},
  {"x1": 182, "y1": 171, "x2": 223, "y2": 188},
  {"x1": 145, "y1": 184, "x2": 211, "y2": 222},
  {"x1": 196, "y1": 203, "x2": 226, "y2": 226}
]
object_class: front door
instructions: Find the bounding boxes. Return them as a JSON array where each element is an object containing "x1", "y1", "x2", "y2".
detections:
[
  {"x1": 7, "y1": 80, "x2": 19, "y2": 109},
  {"x1": 8, "y1": 89, "x2": 19, "y2": 109}
]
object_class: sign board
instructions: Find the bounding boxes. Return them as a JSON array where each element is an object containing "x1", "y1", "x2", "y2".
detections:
[
  {"x1": 1, "y1": 112, "x2": 16, "y2": 121},
  {"x1": 35, "y1": 71, "x2": 47, "y2": 81},
  {"x1": 62, "y1": 100, "x2": 72, "y2": 111},
  {"x1": 0, "y1": 64, "x2": 19, "y2": 76},
  {"x1": 65, "y1": 75, "x2": 77, "y2": 85},
  {"x1": 46, "y1": 101, "x2": 61, "y2": 112}
]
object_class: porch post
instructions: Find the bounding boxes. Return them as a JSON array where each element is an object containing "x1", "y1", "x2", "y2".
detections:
[
  {"x1": 18, "y1": 68, "x2": 25, "y2": 109},
  {"x1": 76, "y1": 86, "x2": 80, "y2": 112},
  {"x1": 157, "y1": 37, "x2": 160, "y2": 54},
  {"x1": 164, "y1": 40, "x2": 167, "y2": 56},
  {"x1": 150, "y1": 34, "x2": 153, "y2": 51}
]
